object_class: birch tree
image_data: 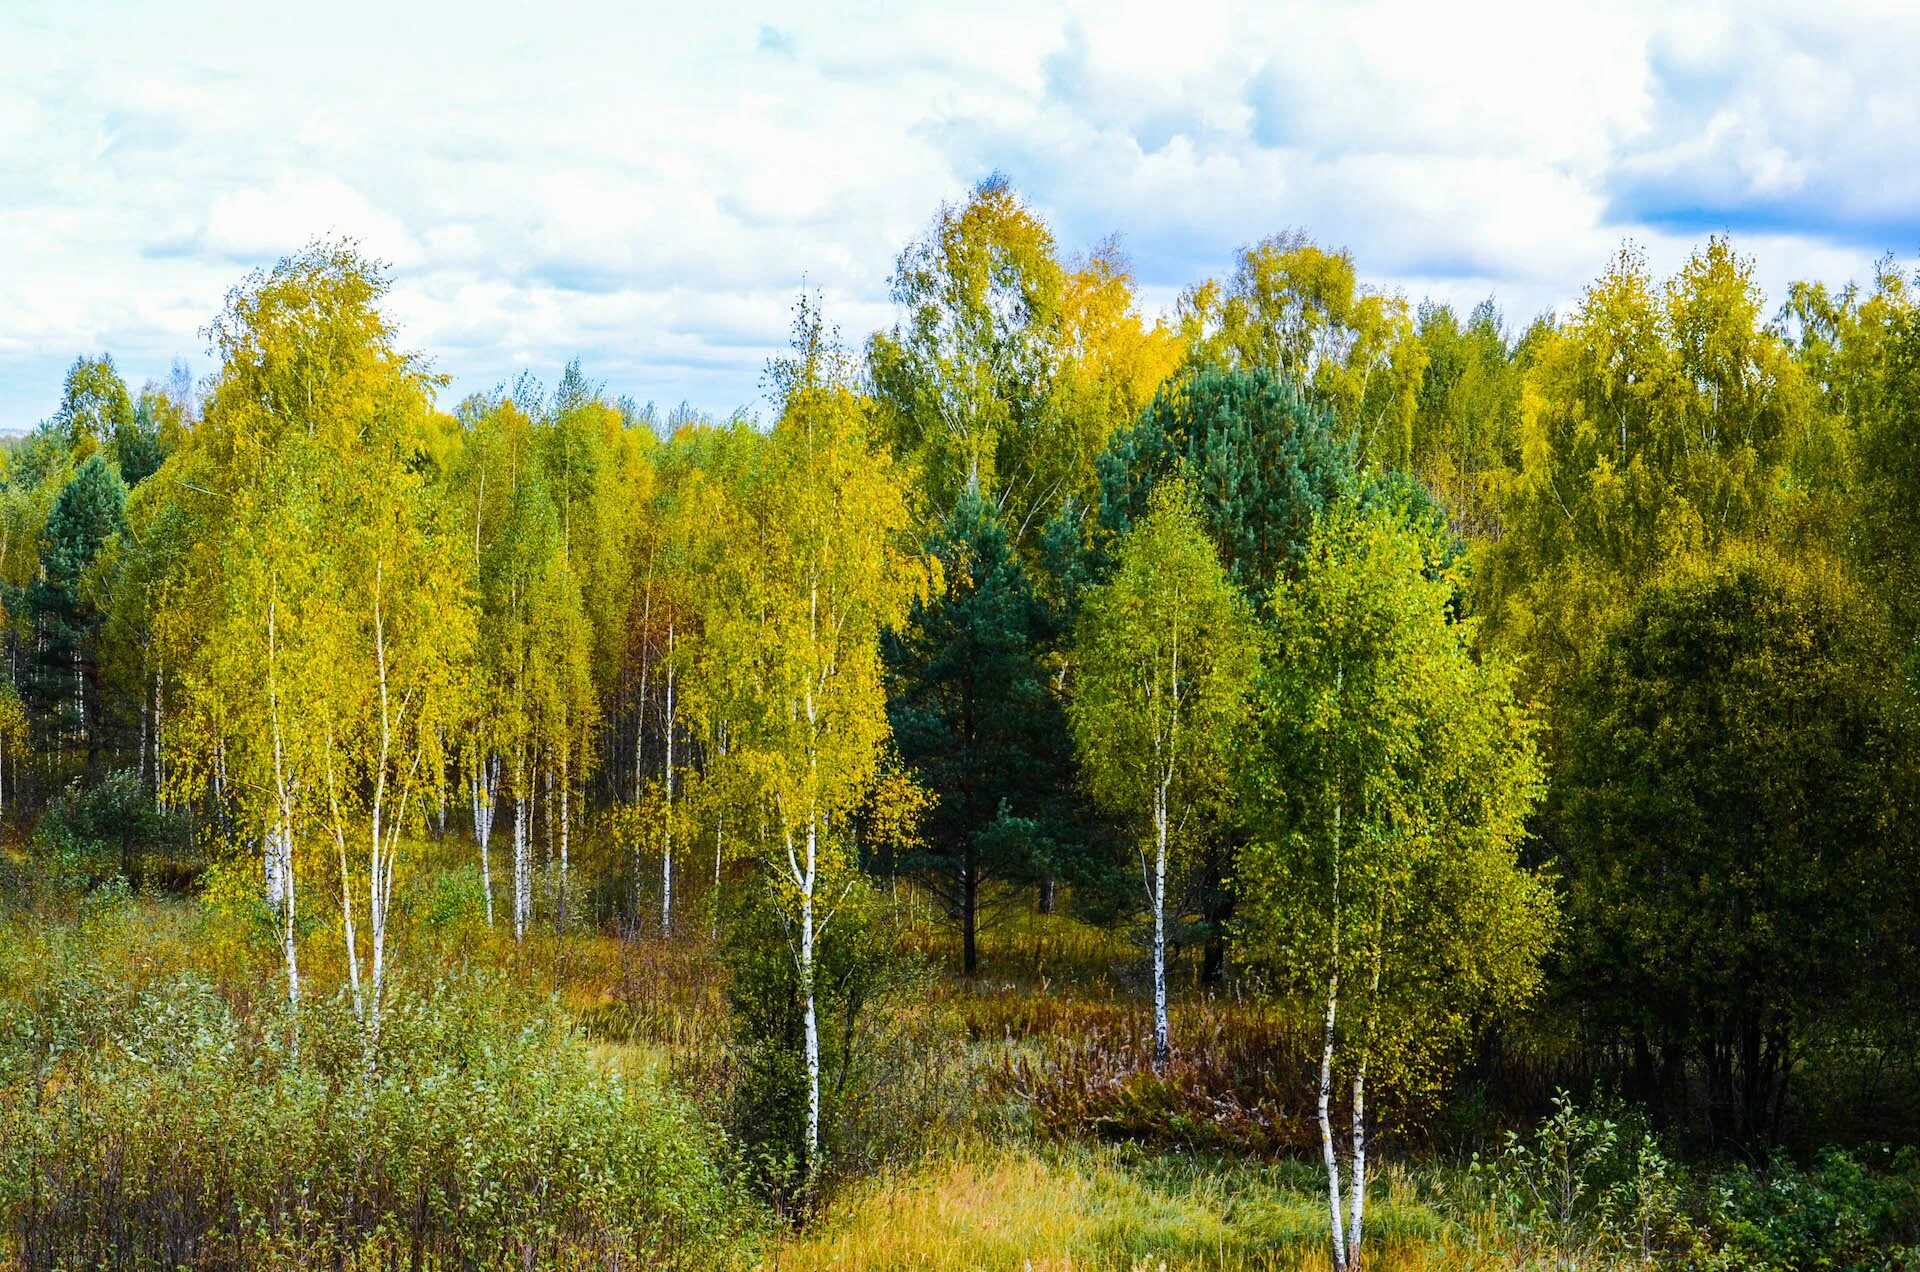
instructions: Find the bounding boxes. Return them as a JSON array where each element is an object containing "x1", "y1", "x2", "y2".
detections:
[
  {"x1": 155, "y1": 244, "x2": 409, "y2": 1026},
  {"x1": 1236, "y1": 500, "x2": 1552, "y2": 1272},
  {"x1": 711, "y1": 300, "x2": 929, "y2": 1177},
  {"x1": 1068, "y1": 479, "x2": 1254, "y2": 1069},
  {"x1": 160, "y1": 242, "x2": 474, "y2": 1040}
]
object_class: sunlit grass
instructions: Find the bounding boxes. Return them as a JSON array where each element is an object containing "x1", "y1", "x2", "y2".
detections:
[{"x1": 766, "y1": 1140, "x2": 1513, "y2": 1271}]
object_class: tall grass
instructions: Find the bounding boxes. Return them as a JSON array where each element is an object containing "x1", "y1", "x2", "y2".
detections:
[{"x1": 766, "y1": 1140, "x2": 1508, "y2": 1271}]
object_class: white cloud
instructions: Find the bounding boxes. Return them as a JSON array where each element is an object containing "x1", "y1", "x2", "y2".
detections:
[{"x1": 0, "y1": 0, "x2": 1914, "y2": 429}]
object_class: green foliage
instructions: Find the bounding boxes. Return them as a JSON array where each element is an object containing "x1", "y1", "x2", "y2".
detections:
[
  {"x1": 1178, "y1": 231, "x2": 1428, "y2": 470},
  {"x1": 49, "y1": 354, "x2": 134, "y2": 455},
  {"x1": 1096, "y1": 365, "x2": 1357, "y2": 595},
  {"x1": 883, "y1": 486, "x2": 1076, "y2": 973},
  {"x1": 1237, "y1": 499, "x2": 1552, "y2": 1105},
  {"x1": 1069, "y1": 479, "x2": 1255, "y2": 833},
  {"x1": 719, "y1": 877, "x2": 958, "y2": 1212},
  {"x1": 30, "y1": 769, "x2": 190, "y2": 893},
  {"x1": 1408, "y1": 299, "x2": 1538, "y2": 538},
  {"x1": 870, "y1": 176, "x2": 1178, "y2": 547},
  {"x1": 23, "y1": 454, "x2": 127, "y2": 764},
  {"x1": 1478, "y1": 239, "x2": 1835, "y2": 739},
  {"x1": 869, "y1": 175, "x2": 1070, "y2": 537},
  {"x1": 1702, "y1": 1147, "x2": 1920, "y2": 1271},
  {"x1": 1477, "y1": 1091, "x2": 1697, "y2": 1266},
  {"x1": 1559, "y1": 543, "x2": 1919, "y2": 1143}
]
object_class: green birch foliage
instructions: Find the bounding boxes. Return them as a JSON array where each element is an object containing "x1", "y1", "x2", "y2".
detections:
[
  {"x1": 1237, "y1": 502, "x2": 1552, "y2": 1108},
  {"x1": 1068, "y1": 480, "x2": 1256, "y2": 924},
  {"x1": 1478, "y1": 239, "x2": 1835, "y2": 734},
  {"x1": 1177, "y1": 233, "x2": 1428, "y2": 472}
]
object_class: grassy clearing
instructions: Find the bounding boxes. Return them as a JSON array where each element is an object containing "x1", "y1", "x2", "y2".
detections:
[{"x1": 766, "y1": 1141, "x2": 1509, "y2": 1271}]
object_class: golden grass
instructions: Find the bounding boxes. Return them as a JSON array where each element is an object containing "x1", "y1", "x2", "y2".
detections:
[{"x1": 765, "y1": 1141, "x2": 1516, "y2": 1272}]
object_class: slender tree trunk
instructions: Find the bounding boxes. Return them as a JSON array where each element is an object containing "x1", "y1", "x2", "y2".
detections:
[
  {"x1": 513, "y1": 780, "x2": 530, "y2": 940},
  {"x1": 153, "y1": 674, "x2": 165, "y2": 801},
  {"x1": 278, "y1": 821, "x2": 300, "y2": 1059},
  {"x1": 558, "y1": 752, "x2": 571, "y2": 930},
  {"x1": 1319, "y1": 967, "x2": 1346, "y2": 1272},
  {"x1": 1348, "y1": 1062, "x2": 1368, "y2": 1269},
  {"x1": 662, "y1": 630, "x2": 676, "y2": 938},
  {"x1": 1320, "y1": 796, "x2": 1347, "y2": 1272},
  {"x1": 787, "y1": 816, "x2": 822, "y2": 1176},
  {"x1": 1152, "y1": 780, "x2": 1170, "y2": 1070},
  {"x1": 803, "y1": 822, "x2": 820, "y2": 1169},
  {"x1": 472, "y1": 757, "x2": 496, "y2": 928},
  {"x1": 1345, "y1": 942, "x2": 1383, "y2": 1271},
  {"x1": 265, "y1": 596, "x2": 299, "y2": 1028}
]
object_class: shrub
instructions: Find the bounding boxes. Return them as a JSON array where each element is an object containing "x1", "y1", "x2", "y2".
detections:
[
  {"x1": 0, "y1": 963, "x2": 748, "y2": 1269},
  {"x1": 717, "y1": 875, "x2": 968, "y2": 1214},
  {"x1": 1475, "y1": 1090, "x2": 1698, "y2": 1267},
  {"x1": 29, "y1": 769, "x2": 193, "y2": 893},
  {"x1": 1701, "y1": 1145, "x2": 1920, "y2": 1271}
]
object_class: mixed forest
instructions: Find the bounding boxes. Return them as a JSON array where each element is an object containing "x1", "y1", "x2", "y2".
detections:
[{"x1": 2, "y1": 176, "x2": 1920, "y2": 1269}]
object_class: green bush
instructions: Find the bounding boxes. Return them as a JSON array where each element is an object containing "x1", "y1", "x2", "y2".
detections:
[
  {"x1": 1475, "y1": 1090, "x2": 1698, "y2": 1266},
  {"x1": 1477, "y1": 1093, "x2": 1920, "y2": 1270},
  {"x1": 0, "y1": 963, "x2": 748, "y2": 1269},
  {"x1": 1701, "y1": 1146, "x2": 1920, "y2": 1271},
  {"x1": 717, "y1": 874, "x2": 967, "y2": 1215},
  {"x1": 29, "y1": 768, "x2": 193, "y2": 893}
]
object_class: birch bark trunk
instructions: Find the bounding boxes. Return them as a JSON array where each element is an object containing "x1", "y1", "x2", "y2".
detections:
[
  {"x1": 799, "y1": 817, "x2": 820, "y2": 1167},
  {"x1": 1152, "y1": 780, "x2": 1170, "y2": 1070},
  {"x1": 661, "y1": 625, "x2": 676, "y2": 938},
  {"x1": 472, "y1": 756, "x2": 496, "y2": 928},
  {"x1": 1319, "y1": 796, "x2": 1347, "y2": 1271},
  {"x1": 512, "y1": 780, "x2": 530, "y2": 940}
]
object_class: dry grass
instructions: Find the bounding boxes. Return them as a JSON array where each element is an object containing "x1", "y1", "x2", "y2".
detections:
[{"x1": 764, "y1": 1141, "x2": 1516, "y2": 1272}]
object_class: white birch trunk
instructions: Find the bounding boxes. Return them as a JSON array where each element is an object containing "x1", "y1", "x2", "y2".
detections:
[
  {"x1": 781, "y1": 801, "x2": 824, "y2": 1179},
  {"x1": 153, "y1": 675, "x2": 165, "y2": 802},
  {"x1": 276, "y1": 823, "x2": 300, "y2": 1047},
  {"x1": 558, "y1": 754, "x2": 571, "y2": 929},
  {"x1": 513, "y1": 784, "x2": 530, "y2": 940},
  {"x1": 1319, "y1": 967, "x2": 1346, "y2": 1272},
  {"x1": 661, "y1": 627, "x2": 676, "y2": 938},
  {"x1": 1348, "y1": 1062, "x2": 1368, "y2": 1269},
  {"x1": 471, "y1": 757, "x2": 496, "y2": 928},
  {"x1": 1320, "y1": 795, "x2": 1347, "y2": 1271},
  {"x1": 1152, "y1": 781, "x2": 1170, "y2": 1070},
  {"x1": 799, "y1": 818, "x2": 820, "y2": 1166}
]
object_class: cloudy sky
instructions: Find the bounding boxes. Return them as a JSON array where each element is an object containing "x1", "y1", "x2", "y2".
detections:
[{"x1": 4, "y1": 0, "x2": 1918, "y2": 428}]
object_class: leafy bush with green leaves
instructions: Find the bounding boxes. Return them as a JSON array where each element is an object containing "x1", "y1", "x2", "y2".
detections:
[
  {"x1": 1475, "y1": 1090, "x2": 1698, "y2": 1267},
  {"x1": 29, "y1": 768, "x2": 192, "y2": 893},
  {"x1": 1700, "y1": 1146, "x2": 1920, "y2": 1271},
  {"x1": 718, "y1": 875, "x2": 967, "y2": 1214}
]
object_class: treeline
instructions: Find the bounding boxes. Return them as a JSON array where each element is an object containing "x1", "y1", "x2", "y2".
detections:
[{"x1": 5, "y1": 176, "x2": 1920, "y2": 1254}]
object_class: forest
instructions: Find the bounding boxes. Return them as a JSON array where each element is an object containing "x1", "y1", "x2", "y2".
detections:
[{"x1": 1, "y1": 175, "x2": 1918, "y2": 1270}]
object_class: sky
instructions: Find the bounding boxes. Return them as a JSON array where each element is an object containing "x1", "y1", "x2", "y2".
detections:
[{"x1": 4, "y1": 0, "x2": 1919, "y2": 429}]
